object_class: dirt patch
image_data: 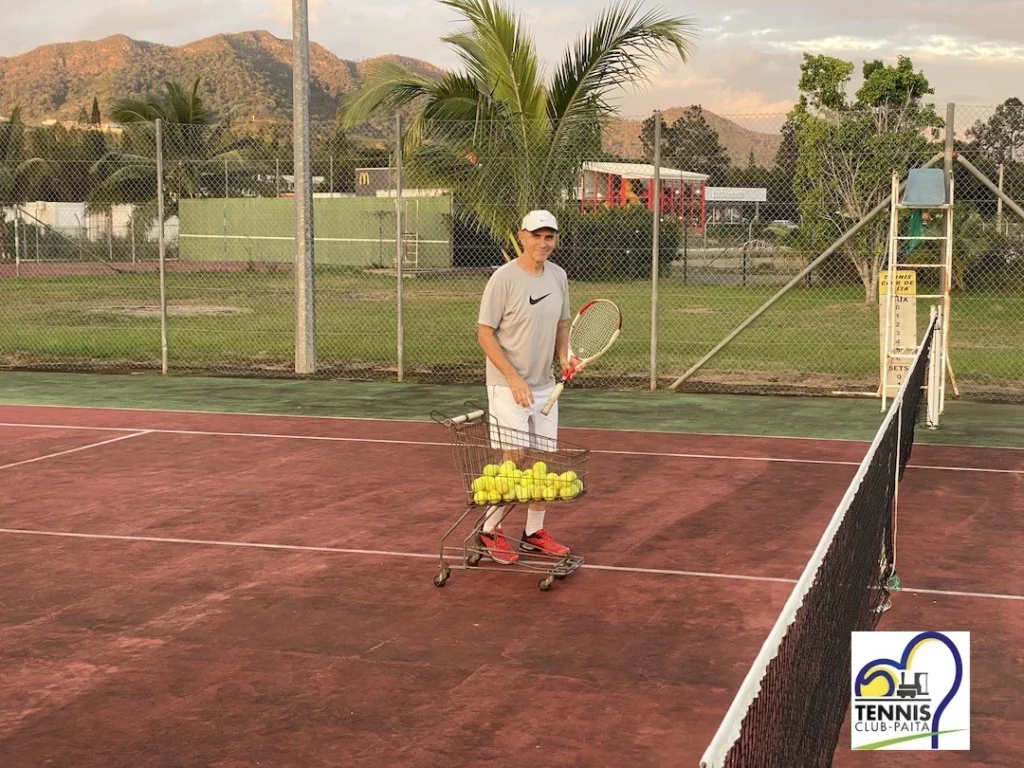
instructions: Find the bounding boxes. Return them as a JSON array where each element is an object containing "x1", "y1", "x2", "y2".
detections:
[
  {"x1": 672, "y1": 306, "x2": 716, "y2": 315},
  {"x1": 92, "y1": 305, "x2": 250, "y2": 317}
]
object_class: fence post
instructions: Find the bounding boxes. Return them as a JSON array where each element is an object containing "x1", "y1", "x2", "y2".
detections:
[
  {"x1": 650, "y1": 110, "x2": 662, "y2": 392},
  {"x1": 156, "y1": 119, "x2": 169, "y2": 374},
  {"x1": 395, "y1": 114, "x2": 405, "y2": 382},
  {"x1": 292, "y1": 0, "x2": 317, "y2": 373}
]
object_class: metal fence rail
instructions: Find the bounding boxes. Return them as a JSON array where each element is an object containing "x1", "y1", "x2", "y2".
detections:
[{"x1": 1, "y1": 104, "x2": 1022, "y2": 403}]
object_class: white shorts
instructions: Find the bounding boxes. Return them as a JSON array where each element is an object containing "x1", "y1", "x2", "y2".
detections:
[{"x1": 487, "y1": 383, "x2": 558, "y2": 451}]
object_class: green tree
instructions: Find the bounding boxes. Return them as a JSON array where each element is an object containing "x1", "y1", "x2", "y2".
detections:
[
  {"x1": 640, "y1": 105, "x2": 730, "y2": 184},
  {"x1": 0, "y1": 107, "x2": 27, "y2": 259},
  {"x1": 790, "y1": 54, "x2": 941, "y2": 303},
  {"x1": 339, "y1": 0, "x2": 697, "y2": 255},
  {"x1": 90, "y1": 78, "x2": 255, "y2": 213},
  {"x1": 90, "y1": 97, "x2": 102, "y2": 125},
  {"x1": 965, "y1": 97, "x2": 1024, "y2": 166}
]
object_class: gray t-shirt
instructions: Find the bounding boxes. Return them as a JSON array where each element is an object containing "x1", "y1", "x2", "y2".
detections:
[{"x1": 478, "y1": 260, "x2": 571, "y2": 389}]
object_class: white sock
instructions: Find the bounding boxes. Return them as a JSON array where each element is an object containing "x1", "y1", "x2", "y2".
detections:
[
  {"x1": 525, "y1": 508, "x2": 545, "y2": 536},
  {"x1": 482, "y1": 505, "x2": 505, "y2": 533}
]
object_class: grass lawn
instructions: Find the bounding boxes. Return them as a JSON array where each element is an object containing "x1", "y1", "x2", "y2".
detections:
[{"x1": 1, "y1": 267, "x2": 1022, "y2": 397}]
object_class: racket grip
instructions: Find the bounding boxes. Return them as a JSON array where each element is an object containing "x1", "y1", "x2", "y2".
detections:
[{"x1": 540, "y1": 382, "x2": 565, "y2": 416}]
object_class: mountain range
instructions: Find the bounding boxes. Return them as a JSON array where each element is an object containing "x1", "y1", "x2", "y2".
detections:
[{"x1": 0, "y1": 31, "x2": 783, "y2": 166}]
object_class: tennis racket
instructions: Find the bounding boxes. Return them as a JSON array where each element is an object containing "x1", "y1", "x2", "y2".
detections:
[{"x1": 541, "y1": 299, "x2": 621, "y2": 415}]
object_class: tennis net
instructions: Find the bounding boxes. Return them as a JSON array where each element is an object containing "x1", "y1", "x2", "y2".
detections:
[{"x1": 699, "y1": 310, "x2": 941, "y2": 768}]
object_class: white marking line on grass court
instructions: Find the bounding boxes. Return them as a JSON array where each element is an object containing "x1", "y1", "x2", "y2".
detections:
[
  {"x1": 1, "y1": 422, "x2": 1021, "y2": 474},
  {"x1": 0, "y1": 431, "x2": 150, "y2": 471},
  {"x1": 1, "y1": 527, "x2": 1021, "y2": 603}
]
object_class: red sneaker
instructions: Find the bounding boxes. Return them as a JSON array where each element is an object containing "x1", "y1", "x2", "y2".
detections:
[
  {"x1": 520, "y1": 528, "x2": 570, "y2": 557},
  {"x1": 479, "y1": 528, "x2": 519, "y2": 564}
]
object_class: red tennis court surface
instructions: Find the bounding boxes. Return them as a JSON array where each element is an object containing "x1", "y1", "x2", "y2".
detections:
[{"x1": 1, "y1": 404, "x2": 1021, "y2": 767}]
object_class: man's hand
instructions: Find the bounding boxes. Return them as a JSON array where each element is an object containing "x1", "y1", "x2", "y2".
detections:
[
  {"x1": 509, "y1": 371, "x2": 534, "y2": 407},
  {"x1": 559, "y1": 354, "x2": 575, "y2": 377}
]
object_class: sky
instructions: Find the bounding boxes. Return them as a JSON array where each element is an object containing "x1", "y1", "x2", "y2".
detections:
[{"x1": 3, "y1": 0, "x2": 1023, "y2": 127}]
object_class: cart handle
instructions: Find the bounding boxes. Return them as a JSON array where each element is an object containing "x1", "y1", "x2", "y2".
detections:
[{"x1": 429, "y1": 407, "x2": 487, "y2": 426}]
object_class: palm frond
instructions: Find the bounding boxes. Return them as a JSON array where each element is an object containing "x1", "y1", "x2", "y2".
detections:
[
  {"x1": 547, "y1": 0, "x2": 697, "y2": 122},
  {"x1": 112, "y1": 99, "x2": 164, "y2": 124},
  {"x1": 441, "y1": 0, "x2": 545, "y2": 123},
  {"x1": 338, "y1": 62, "x2": 437, "y2": 128}
]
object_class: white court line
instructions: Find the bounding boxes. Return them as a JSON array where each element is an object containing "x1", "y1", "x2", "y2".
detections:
[
  {"x1": 4, "y1": 401, "x2": 1022, "y2": 452},
  {"x1": 0, "y1": 527, "x2": 1021, "y2": 602},
  {"x1": 1, "y1": 422, "x2": 1020, "y2": 474},
  {"x1": 0, "y1": 431, "x2": 150, "y2": 471}
]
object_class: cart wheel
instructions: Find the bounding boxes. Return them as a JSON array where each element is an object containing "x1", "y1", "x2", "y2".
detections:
[
  {"x1": 467, "y1": 552, "x2": 482, "y2": 567},
  {"x1": 539, "y1": 577, "x2": 554, "y2": 591},
  {"x1": 434, "y1": 567, "x2": 450, "y2": 588}
]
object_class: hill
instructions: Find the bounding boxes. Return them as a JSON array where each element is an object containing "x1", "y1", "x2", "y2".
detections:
[
  {"x1": 602, "y1": 107, "x2": 783, "y2": 168},
  {"x1": 0, "y1": 31, "x2": 443, "y2": 125},
  {"x1": 0, "y1": 31, "x2": 783, "y2": 164}
]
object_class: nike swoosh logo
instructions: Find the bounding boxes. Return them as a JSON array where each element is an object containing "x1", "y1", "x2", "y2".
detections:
[{"x1": 529, "y1": 293, "x2": 551, "y2": 305}]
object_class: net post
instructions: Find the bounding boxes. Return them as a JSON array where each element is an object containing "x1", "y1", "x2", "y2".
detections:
[{"x1": 927, "y1": 304, "x2": 943, "y2": 428}]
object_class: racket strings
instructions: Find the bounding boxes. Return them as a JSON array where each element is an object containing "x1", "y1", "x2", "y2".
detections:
[{"x1": 570, "y1": 302, "x2": 620, "y2": 359}]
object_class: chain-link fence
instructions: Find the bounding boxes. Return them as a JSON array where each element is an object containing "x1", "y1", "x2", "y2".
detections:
[{"x1": 2, "y1": 104, "x2": 1022, "y2": 402}]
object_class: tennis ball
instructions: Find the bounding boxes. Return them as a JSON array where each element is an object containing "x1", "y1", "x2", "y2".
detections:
[
  {"x1": 559, "y1": 470, "x2": 578, "y2": 485},
  {"x1": 472, "y1": 476, "x2": 487, "y2": 493},
  {"x1": 532, "y1": 461, "x2": 547, "y2": 477},
  {"x1": 546, "y1": 472, "x2": 560, "y2": 488},
  {"x1": 531, "y1": 483, "x2": 545, "y2": 501},
  {"x1": 515, "y1": 484, "x2": 531, "y2": 503},
  {"x1": 499, "y1": 460, "x2": 516, "y2": 477},
  {"x1": 543, "y1": 484, "x2": 557, "y2": 501},
  {"x1": 559, "y1": 482, "x2": 575, "y2": 500},
  {"x1": 521, "y1": 468, "x2": 534, "y2": 482},
  {"x1": 483, "y1": 463, "x2": 499, "y2": 477},
  {"x1": 494, "y1": 477, "x2": 510, "y2": 495},
  {"x1": 513, "y1": 469, "x2": 523, "y2": 483},
  {"x1": 473, "y1": 489, "x2": 488, "y2": 505},
  {"x1": 486, "y1": 489, "x2": 501, "y2": 504}
]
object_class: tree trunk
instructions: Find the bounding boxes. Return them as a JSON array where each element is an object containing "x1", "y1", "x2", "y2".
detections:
[{"x1": 854, "y1": 256, "x2": 879, "y2": 305}]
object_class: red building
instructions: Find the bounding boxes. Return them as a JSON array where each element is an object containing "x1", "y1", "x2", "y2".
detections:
[{"x1": 577, "y1": 161, "x2": 709, "y2": 233}]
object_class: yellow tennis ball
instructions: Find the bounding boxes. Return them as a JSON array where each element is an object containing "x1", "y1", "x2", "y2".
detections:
[
  {"x1": 495, "y1": 477, "x2": 509, "y2": 495},
  {"x1": 483, "y1": 463, "x2": 499, "y2": 477},
  {"x1": 499, "y1": 460, "x2": 516, "y2": 477},
  {"x1": 572, "y1": 479, "x2": 584, "y2": 496},
  {"x1": 486, "y1": 489, "x2": 501, "y2": 504},
  {"x1": 532, "y1": 461, "x2": 547, "y2": 477},
  {"x1": 515, "y1": 484, "x2": 530, "y2": 503},
  {"x1": 543, "y1": 484, "x2": 557, "y2": 501},
  {"x1": 513, "y1": 469, "x2": 523, "y2": 483},
  {"x1": 473, "y1": 489, "x2": 488, "y2": 505},
  {"x1": 472, "y1": 476, "x2": 487, "y2": 493},
  {"x1": 546, "y1": 471, "x2": 560, "y2": 488},
  {"x1": 559, "y1": 483, "x2": 574, "y2": 499},
  {"x1": 521, "y1": 468, "x2": 534, "y2": 482},
  {"x1": 531, "y1": 484, "x2": 545, "y2": 501},
  {"x1": 559, "y1": 470, "x2": 578, "y2": 485}
]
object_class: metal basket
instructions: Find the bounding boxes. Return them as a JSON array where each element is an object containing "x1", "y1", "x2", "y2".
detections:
[{"x1": 432, "y1": 405, "x2": 590, "y2": 507}]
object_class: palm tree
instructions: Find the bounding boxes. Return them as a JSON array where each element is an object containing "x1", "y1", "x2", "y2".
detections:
[
  {"x1": 90, "y1": 78, "x2": 256, "y2": 212},
  {"x1": 339, "y1": 0, "x2": 697, "y2": 255}
]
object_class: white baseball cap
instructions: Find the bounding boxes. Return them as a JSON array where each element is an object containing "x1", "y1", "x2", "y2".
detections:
[{"x1": 521, "y1": 209, "x2": 558, "y2": 232}]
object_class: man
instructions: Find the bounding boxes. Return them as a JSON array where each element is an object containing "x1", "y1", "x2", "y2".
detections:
[{"x1": 476, "y1": 209, "x2": 572, "y2": 564}]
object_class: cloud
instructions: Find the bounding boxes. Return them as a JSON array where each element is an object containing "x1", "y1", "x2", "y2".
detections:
[{"x1": 2, "y1": 0, "x2": 1021, "y2": 124}]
